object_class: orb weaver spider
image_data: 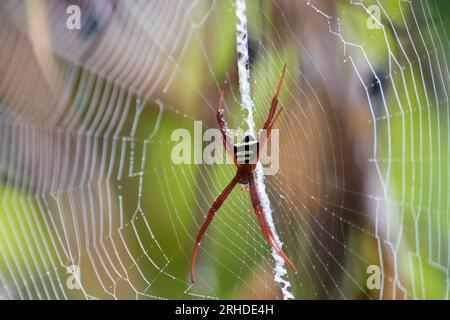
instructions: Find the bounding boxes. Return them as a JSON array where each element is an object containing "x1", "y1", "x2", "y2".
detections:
[{"x1": 191, "y1": 64, "x2": 297, "y2": 283}]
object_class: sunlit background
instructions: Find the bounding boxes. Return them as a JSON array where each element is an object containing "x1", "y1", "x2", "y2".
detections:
[{"x1": 0, "y1": 0, "x2": 449, "y2": 299}]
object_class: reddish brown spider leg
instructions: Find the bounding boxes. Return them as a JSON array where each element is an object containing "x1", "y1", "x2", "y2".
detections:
[
  {"x1": 263, "y1": 64, "x2": 286, "y2": 130},
  {"x1": 191, "y1": 175, "x2": 239, "y2": 283},
  {"x1": 248, "y1": 174, "x2": 297, "y2": 273},
  {"x1": 266, "y1": 107, "x2": 283, "y2": 137},
  {"x1": 216, "y1": 83, "x2": 237, "y2": 166},
  {"x1": 260, "y1": 107, "x2": 283, "y2": 148}
]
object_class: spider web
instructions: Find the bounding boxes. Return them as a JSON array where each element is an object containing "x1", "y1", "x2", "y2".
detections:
[{"x1": 0, "y1": 0, "x2": 449, "y2": 300}]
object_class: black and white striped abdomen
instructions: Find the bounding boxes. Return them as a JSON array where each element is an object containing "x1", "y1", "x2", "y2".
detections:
[{"x1": 234, "y1": 139, "x2": 259, "y2": 164}]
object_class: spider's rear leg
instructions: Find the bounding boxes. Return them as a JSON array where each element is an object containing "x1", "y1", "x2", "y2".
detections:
[
  {"x1": 191, "y1": 175, "x2": 239, "y2": 283},
  {"x1": 248, "y1": 173, "x2": 297, "y2": 273}
]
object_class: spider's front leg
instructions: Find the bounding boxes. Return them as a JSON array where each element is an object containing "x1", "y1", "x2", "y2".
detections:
[
  {"x1": 248, "y1": 173, "x2": 297, "y2": 273},
  {"x1": 263, "y1": 64, "x2": 286, "y2": 128},
  {"x1": 191, "y1": 175, "x2": 239, "y2": 283},
  {"x1": 260, "y1": 65, "x2": 286, "y2": 147},
  {"x1": 216, "y1": 82, "x2": 237, "y2": 166}
]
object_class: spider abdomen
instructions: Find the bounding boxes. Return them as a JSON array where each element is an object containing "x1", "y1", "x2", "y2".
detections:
[{"x1": 234, "y1": 140, "x2": 259, "y2": 165}]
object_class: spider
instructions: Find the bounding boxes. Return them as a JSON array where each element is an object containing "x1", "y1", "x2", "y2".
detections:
[{"x1": 191, "y1": 64, "x2": 297, "y2": 283}]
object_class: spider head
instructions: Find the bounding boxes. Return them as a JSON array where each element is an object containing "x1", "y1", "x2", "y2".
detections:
[{"x1": 242, "y1": 134, "x2": 255, "y2": 143}]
